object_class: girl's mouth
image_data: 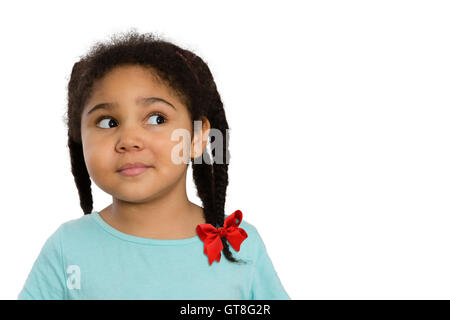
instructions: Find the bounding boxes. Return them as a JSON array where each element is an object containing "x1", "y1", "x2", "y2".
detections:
[{"x1": 117, "y1": 167, "x2": 149, "y2": 177}]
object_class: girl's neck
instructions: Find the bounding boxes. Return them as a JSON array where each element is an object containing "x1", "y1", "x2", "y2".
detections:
[{"x1": 98, "y1": 201, "x2": 205, "y2": 240}]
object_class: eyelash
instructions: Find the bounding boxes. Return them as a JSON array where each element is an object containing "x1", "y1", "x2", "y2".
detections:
[{"x1": 94, "y1": 112, "x2": 168, "y2": 128}]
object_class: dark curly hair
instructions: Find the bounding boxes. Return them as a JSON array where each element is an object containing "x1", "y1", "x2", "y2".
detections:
[{"x1": 63, "y1": 29, "x2": 246, "y2": 265}]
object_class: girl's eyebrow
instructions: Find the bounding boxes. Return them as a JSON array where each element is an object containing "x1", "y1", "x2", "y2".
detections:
[{"x1": 87, "y1": 97, "x2": 176, "y2": 116}]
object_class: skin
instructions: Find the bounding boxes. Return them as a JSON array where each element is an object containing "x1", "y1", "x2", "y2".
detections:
[{"x1": 80, "y1": 64, "x2": 211, "y2": 239}]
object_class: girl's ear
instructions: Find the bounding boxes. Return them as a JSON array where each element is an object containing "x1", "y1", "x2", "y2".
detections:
[{"x1": 191, "y1": 116, "x2": 210, "y2": 159}]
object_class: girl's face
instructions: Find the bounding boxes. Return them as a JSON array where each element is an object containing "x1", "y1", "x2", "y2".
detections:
[{"x1": 80, "y1": 64, "x2": 208, "y2": 202}]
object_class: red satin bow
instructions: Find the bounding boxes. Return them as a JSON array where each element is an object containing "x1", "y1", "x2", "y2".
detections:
[{"x1": 196, "y1": 210, "x2": 248, "y2": 265}]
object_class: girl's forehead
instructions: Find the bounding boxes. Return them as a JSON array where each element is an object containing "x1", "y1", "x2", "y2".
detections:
[
  {"x1": 96, "y1": 65, "x2": 165, "y2": 89},
  {"x1": 82, "y1": 63, "x2": 191, "y2": 117},
  {"x1": 90, "y1": 66, "x2": 180, "y2": 102}
]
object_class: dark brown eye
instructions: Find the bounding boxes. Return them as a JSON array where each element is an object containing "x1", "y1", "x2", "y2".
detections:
[
  {"x1": 97, "y1": 116, "x2": 118, "y2": 129},
  {"x1": 148, "y1": 114, "x2": 167, "y2": 125}
]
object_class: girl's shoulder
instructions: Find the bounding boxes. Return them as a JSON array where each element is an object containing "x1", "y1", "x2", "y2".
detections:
[{"x1": 52, "y1": 211, "x2": 100, "y2": 243}]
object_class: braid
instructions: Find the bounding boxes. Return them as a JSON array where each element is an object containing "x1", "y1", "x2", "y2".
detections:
[
  {"x1": 192, "y1": 100, "x2": 247, "y2": 265},
  {"x1": 192, "y1": 153, "x2": 216, "y2": 224},
  {"x1": 67, "y1": 137, "x2": 93, "y2": 215}
]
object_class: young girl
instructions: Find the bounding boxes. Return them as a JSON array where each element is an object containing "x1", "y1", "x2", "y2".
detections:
[{"x1": 18, "y1": 30, "x2": 290, "y2": 300}]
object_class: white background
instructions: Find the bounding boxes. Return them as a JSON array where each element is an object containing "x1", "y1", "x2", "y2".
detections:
[{"x1": 1, "y1": 0, "x2": 449, "y2": 299}]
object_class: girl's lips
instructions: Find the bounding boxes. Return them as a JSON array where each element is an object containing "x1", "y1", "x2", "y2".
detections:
[{"x1": 117, "y1": 167, "x2": 149, "y2": 177}]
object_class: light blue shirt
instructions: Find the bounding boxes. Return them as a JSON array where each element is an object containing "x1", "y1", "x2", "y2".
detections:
[{"x1": 18, "y1": 211, "x2": 290, "y2": 300}]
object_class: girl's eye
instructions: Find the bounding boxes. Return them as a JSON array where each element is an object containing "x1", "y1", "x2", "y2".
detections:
[
  {"x1": 97, "y1": 117, "x2": 118, "y2": 129},
  {"x1": 96, "y1": 113, "x2": 167, "y2": 129},
  {"x1": 148, "y1": 114, "x2": 167, "y2": 125}
]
